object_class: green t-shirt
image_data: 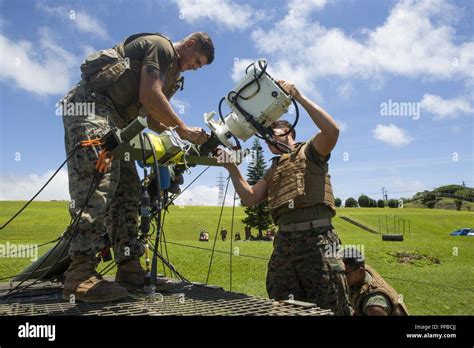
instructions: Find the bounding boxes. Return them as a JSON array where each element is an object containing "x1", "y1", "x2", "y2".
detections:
[
  {"x1": 264, "y1": 137, "x2": 335, "y2": 225},
  {"x1": 359, "y1": 272, "x2": 392, "y2": 315},
  {"x1": 112, "y1": 34, "x2": 179, "y2": 110},
  {"x1": 122, "y1": 35, "x2": 174, "y2": 76}
]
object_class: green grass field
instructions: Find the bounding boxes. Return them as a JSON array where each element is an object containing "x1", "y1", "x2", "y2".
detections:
[{"x1": 0, "y1": 201, "x2": 472, "y2": 315}]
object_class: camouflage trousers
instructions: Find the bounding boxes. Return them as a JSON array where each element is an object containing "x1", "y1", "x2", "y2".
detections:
[
  {"x1": 61, "y1": 82, "x2": 144, "y2": 264},
  {"x1": 266, "y1": 227, "x2": 352, "y2": 315}
]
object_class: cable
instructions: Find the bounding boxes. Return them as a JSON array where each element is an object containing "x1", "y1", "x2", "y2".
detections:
[
  {"x1": 205, "y1": 176, "x2": 230, "y2": 284},
  {"x1": 225, "y1": 59, "x2": 299, "y2": 154},
  {"x1": 144, "y1": 239, "x2": 474, "y2": 294},
  {"x1": 229, "y1": 191, "x2": 236, "y2": 291},
  {"x1": 0, "y1": 144, "x2": 80, "y2": 230},
  {"x1": 98, "y1": 260, "x2": 116, "y2": 276},
  {"x1": 143, "y1": 132, "x2": 163, "y2": 292},
  {"x1": 3, "y1": 171, "x2": 102, "y2": 298},
  {"x1": 383, "y1": 276, "x2": 474, "y2": 292},
  {"x1": 160, "y1": 166, "x2": 211, "y2": 211},
  {"x1": 160, "y1": 210, "x2": 171, "y2": 278},
  {"x1": 162, "y1": 241, "x2": 271, "y2": 261},
  {"x1": 0, "y1": 237, "x2": 61, "y2": 258},
  {"x1": 147, "y1": 240, "x2": 189, "y2": 283}
]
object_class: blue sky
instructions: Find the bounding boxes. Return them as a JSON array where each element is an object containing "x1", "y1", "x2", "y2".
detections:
[{"x1": 0, "y1": 0, "x2": 473, "y2": 205}]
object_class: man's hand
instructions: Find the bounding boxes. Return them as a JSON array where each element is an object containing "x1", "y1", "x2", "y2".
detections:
[
  {"x1": 213, "y1": 147, "x2": 268, "y2": 206},
  {"x1": 277, "y1": 79, "x2": 302, "y2": 102},
  {"x1": 177, "y1": 126, "x2": 209, "y2": 145},
  {"x1": 277, "y1": 78, "x2": 339, "y2": 157},
  {"x1": 214, "y1": 147, "x2": 238, "y2": 170}
]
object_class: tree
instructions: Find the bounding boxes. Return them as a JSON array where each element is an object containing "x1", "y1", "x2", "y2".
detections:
[
  {"x1": 242, "y1": 139, "x2": 272, "y2": 238},
  {"x1": 335, "y1": 198, "x2": 342, "y2": 207},
  {"x1": 420, "y1": 192, "x2": 439, "y2": 209},
  {"x1": 369, "y1": 198, "x2": 377, "y2": 208},
  {"x1": 388, "y1": 199, "x2": 398, "y2": 208},
  {"x1": 345, "y1": 197, "x2": 358, "y2": 207},
  {"x1": 454, "y1": 199, "x2": 463, "y2": 211},
  {"x1": 454, "y1": 188, "x2": 474, "y2": 202},
  {"x1": 435, "y1": 185, "x2": 465, "y2": 195},
  {"x1": 358, "y1": 195, "x2": 370, "y2": 207},
  {"x1": 377, "y1": 199, "x2": 385, "y2": 208}
]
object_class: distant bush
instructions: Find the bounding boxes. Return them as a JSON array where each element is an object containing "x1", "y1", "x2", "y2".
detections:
[
  {"x1": 388, "y1": 199, "x2": 398, "y2": 208},
  {"x1": 358, "y1": 195, "x2": 370, "y2": 207},
  {"x1": 335, "y1": 198, "x2": 342, "y2": 207},
  {"x1": 377, "y1": 199, "x2": 385, "y2": 208},
  {"x1": 345, "y1": 197, "x2": 358, "y2": 207}
]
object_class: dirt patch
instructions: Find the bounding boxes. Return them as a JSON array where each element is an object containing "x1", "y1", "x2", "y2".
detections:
[{"x1": 389, "y1": 251, "x2": 441, "y2": 265}]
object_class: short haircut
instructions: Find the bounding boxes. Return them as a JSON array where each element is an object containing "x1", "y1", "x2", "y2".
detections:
[
  {"x1": 187, "y1": 32, "x2": 214, "y2": 65},
  {"x1": 342, "y1": 248, "x2": 365, "y2": 270},
  {"x1": 270, "y1": 120, "x2": 296, "y2": 139}
]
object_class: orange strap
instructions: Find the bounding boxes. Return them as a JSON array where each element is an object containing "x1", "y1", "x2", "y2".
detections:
[
  {"x1": 80, "y1": 139, "x2": 104, "y2": 147},
  {"x1": 95, "y1": 150, "x2": 113, "y2": 174},
  {"x1": 79, "y1": 139, "x2": 112, "y2": 174}
]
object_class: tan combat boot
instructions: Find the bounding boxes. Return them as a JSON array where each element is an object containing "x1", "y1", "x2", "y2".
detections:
[
  {"x1": 115, "y1": 258, "x2": 175, "y2": 291},
  {"x1": 63, "y1": 256, "x2": 128, "y2": 303}
]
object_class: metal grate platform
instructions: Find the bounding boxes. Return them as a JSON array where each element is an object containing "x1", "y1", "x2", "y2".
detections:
[{"x1": 0, "y1": 278, "x2": 333, "y2": 316}]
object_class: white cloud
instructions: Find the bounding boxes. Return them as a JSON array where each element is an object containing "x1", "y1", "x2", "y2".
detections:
[
  {"x1": 0, "y1": 28, "x2": 76, "y2": 96},
  {"x1": 287, "y1": 0, "x2": 329, "y2": 16},
  {"x1": 250, "y1": 0, "x2": 474, "y2": 97},
  {"x1": 371, "y1": 124, "x2": 413, "y2": 147},
  {"x1": 170, "y1": 97, "x2": 191, "y2": 116},
  {"x1": 338, "y1": 82, "x2": 354, "y2": 99},
  {"x1": 38, "y1": 3, "x2": 110, "y2": 40},
  {"x1": 174, "y1": 184, "x2": 237, "y2": 206},
  {"x1": 230, "y1": 58, "x2": 256, "y2": 82},
  {"x1": 72, "y1": 11, "x2": 110, "y2": 40},
  {"x1": 0, "y1": 169, "x2": 70, "y2": 201},
  {"x1": 420, "y1": 93, "x2": 474, "y2": 119},
  {"x1": 172, "y1": 0, "x2": 263, "y2": 31},
  {"x1": 0, "y1": 170, "x2": 237, "y2": 206},
  {"x1": 390, "y1": 178, "x2": 427, "y2": 193},
  {"x1": 230, "y1": 57, "x2": 321, "y2": 99},
  {"x1": 80, "y1": 45, "x2": 97, "y2": 58}
]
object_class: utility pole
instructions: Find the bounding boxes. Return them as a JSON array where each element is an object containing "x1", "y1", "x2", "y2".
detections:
[
  {"x1": 217, "y1": 172, "x2": 225, "y2": 206},
  {"x1": 382, "y1": 187, "x2": 388, "y2": 201}
]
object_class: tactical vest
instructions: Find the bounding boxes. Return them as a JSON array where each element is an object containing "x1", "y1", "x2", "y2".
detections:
[
  {"x1": 353, "y1": 265, "x2": 409, "y2": 316},
  {"x1": 266, "y1": 142, "x2": 336, "y2": 222},
  {"x1": 81, "y1": 32, "x2": 183, "y2": 125}
]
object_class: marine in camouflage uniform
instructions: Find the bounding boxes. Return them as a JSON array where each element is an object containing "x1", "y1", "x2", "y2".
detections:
[
  {"x1": 60, "y1": 32, "x2": 214, "y2": 303},
  {"x1": 62, "y1": 82, "x2": 143, "y2": 264},
  {"x1": 263, "y1": 139, "x2": 351, "y2": 315},
  {"x1": 222, "y1": 80, "x2": 351, "y2": 315},
  {"x1": 343, "y1": 249, "x2": 408, "y2": 316}
]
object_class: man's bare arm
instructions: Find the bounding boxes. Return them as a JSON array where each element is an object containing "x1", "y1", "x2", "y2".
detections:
[
  {"x1": 226, "y1": 165, "x2": 268, "y2": 207},
  {"x1": 366, "y1": 306, "x2": 389, "y2": 316},
  {"x1": 146, "y1": 116, "x2": 167, "y2": 133},
  {"x1": 139, "y1": 65, "x2": 208, "y2": 144},
  {"x1": 298, "y1": 95, "x2": 340, "y2": 157},
  {"x1": 277, "y1": 80, "x2": 339, "y2": 157},
  {"x1": 139, "y1": 65, "x2": 187, "y2": 130}
]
